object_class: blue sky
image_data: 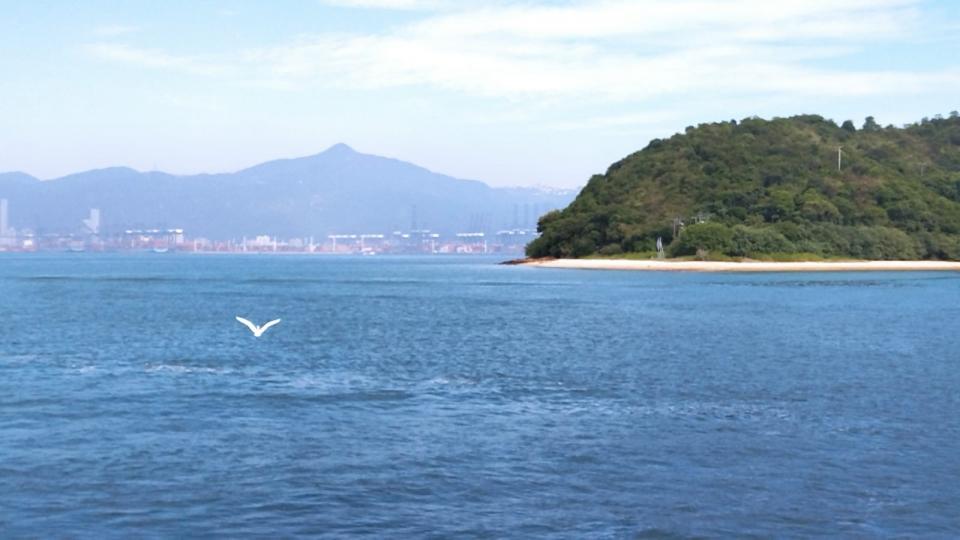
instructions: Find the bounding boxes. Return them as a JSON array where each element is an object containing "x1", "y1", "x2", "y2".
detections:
[{"x1": 1, "y1": 0, "x2": 958, "y2": 188}]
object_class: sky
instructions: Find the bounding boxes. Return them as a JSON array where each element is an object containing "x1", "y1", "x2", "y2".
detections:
[{"x1": 1, "y1": 0, "x2": 959, "y2": 188}]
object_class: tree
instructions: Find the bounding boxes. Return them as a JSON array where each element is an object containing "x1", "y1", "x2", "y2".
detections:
[
  {"x1": 863, "y1": 116, "x2": 880, "y2": 132},
  {"x1": 841, "y1": 120, "x2": 857, "y2": 132},
  {"x1": 730, "y1": 226, "x2": 795, "y2": 256},
  {"x1": 669, "y1": 223, "x2": 734, "y2": 256}
]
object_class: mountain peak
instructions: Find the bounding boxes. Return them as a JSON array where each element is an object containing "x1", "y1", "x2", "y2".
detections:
[{"x1": 324, "y1": 143, "x2": 356, "y2": 155}]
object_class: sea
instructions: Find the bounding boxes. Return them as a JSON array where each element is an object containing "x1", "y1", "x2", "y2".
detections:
[{"x1": 1, "y1": 253, "x2": 958, "y2": 538}]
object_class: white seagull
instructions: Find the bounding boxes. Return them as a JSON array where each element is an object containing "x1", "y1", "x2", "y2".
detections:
[{"x1": 235, "y1": 316, "x2": 281, "y2": 337}]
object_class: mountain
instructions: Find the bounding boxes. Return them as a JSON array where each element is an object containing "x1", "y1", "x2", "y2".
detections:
[
  {"x1": 0, "y1": 144, "x2": 576, "y2": 239},
  {"x1": 527, "y1": 113, "x2": 960, "y2": 260}
]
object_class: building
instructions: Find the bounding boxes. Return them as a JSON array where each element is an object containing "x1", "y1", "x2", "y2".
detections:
[
  {"x1": 0, "y1": 198, "x2": 8, "y2": 237},
  {"x1": 0, "y1": 198, "x2": 12, "y2": 248},
  {"x1": 122, "y1": 228, "x2": 186, "y2": 249},
  {"x1": 83, "y1": 208, "x2": 101, "y2": 235},
  {"x1": 455, "y1": 232, "x2": 487, "y2": 253}
]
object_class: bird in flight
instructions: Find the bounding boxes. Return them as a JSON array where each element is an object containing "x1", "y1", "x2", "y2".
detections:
[{"x1": 235, "y1": 316, "x2": 281, "y2": 337}]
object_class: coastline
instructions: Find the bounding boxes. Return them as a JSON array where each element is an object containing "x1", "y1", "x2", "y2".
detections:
[{"x1": 519, "y1": 258, "x2": 960, "y2": 272}]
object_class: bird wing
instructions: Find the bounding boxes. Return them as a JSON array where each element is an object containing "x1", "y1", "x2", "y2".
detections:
[
  {"x1": 235, "y1": 316, "x2": 259, "y2": 334},
  {"x1": 259, "y1": 319, "x2": 282, "y2": 333}
]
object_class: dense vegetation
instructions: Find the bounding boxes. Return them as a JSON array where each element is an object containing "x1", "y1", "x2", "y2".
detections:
[{"x1": 527, "y1": 113, "x2": 960, "y2": 260}]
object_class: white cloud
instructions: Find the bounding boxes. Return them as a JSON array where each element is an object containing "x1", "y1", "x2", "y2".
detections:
[
  {"x1": 86, "y1": 43, "x2": 231, "y2": 76},
  {"x1": 87, "y1": 0, "x2": 960, "y2": 104},
  {"x1": 242, "y1": 0, "x2": 953, "y2": 100},
  {"x1": 409, "y1": 0, "x2": 916, "y2": 41}
]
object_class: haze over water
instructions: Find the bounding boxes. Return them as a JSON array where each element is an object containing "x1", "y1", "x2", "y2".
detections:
[{"x1": 2, "y1": 254, "x2": 958, "y2": 537}]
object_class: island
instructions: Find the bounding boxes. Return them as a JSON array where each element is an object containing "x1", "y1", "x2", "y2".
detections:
[{"x1": 522, "y1": 113, "x2": 960, "y2": 270}]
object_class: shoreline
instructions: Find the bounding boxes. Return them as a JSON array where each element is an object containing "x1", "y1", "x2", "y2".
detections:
[{"x1": 518, "y1": 258, "x2": 960, "y2": 273}]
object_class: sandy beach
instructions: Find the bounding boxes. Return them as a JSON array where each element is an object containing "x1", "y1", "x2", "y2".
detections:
[{"x1": 521, "y1": 258, "x2": 960, "y2": 272}]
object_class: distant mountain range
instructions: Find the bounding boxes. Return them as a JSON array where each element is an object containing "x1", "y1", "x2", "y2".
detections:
[{"x1": 0, "y1": 144, "x2": 577, "y2": 239}]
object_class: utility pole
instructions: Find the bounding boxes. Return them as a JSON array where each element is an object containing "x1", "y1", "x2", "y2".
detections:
[{"x1": 837, "y1": 146, "x2": 843, "y2": 172}]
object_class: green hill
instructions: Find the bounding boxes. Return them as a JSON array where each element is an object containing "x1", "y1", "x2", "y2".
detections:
[{"x1": 527, "y1": 113, "x2": 960, "y2": 260}]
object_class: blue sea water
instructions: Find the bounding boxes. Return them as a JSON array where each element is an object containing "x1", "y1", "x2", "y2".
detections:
[{"x1": 1, "y1": 253, "x2": 959, "y2": 538}]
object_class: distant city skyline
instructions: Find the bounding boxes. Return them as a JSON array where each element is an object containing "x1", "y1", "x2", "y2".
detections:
[{"x1": 1, "y1": 0, "x2": 959, "y2": 187}]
